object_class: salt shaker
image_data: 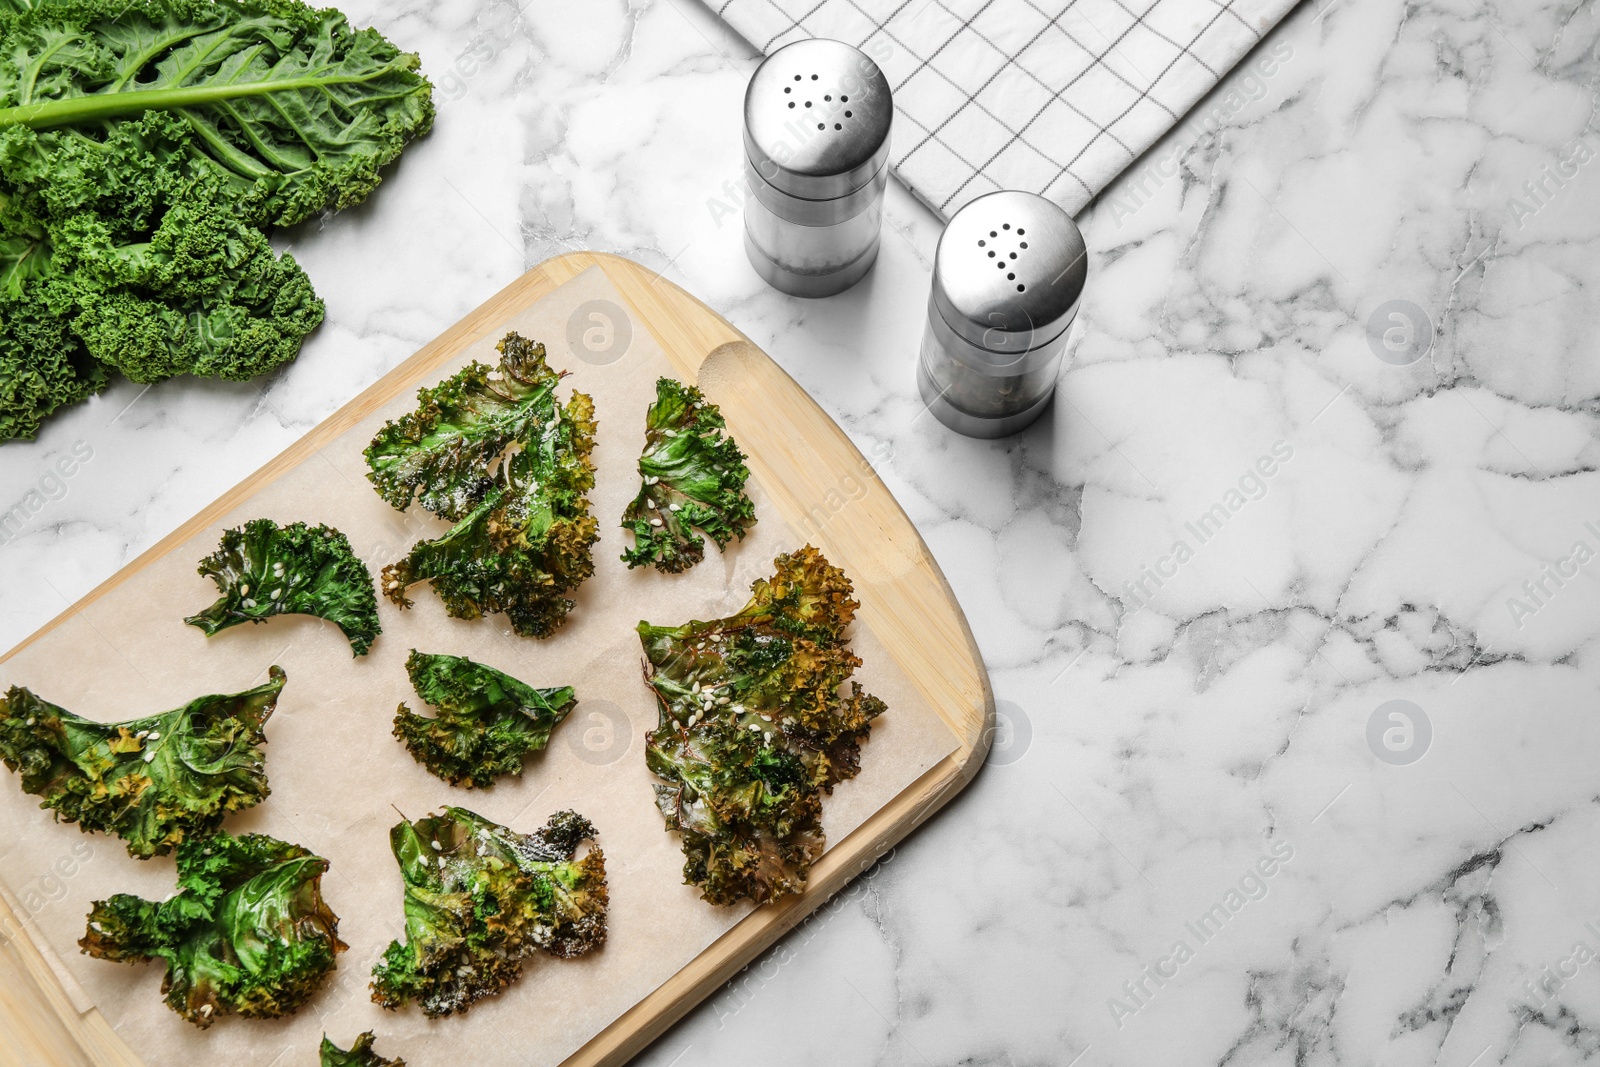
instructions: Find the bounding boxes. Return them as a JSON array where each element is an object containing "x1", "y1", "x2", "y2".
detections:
[
  {"x1": 743, "y1": 39, "x2": 893, "y2": 297},
  {"x1": 917, "y1": 190, "x2": 1088, "y2": 437}
]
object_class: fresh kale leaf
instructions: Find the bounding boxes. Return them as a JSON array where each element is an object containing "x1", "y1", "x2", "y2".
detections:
[
  {"x1": 0, "y1": 0, "x2": 432, "y2": 440},
  {"x1": 621, "y1": 377, "x2": 755, "y2": 574},
  {"x1": 0, "y1": 0, "x2": 435, "y2": 229},
  {"x1": 0, "y1": 195, "x2": 105, "y2": 440},
  {"x1": 185, "y1": 519, "x2": 381, "y2": 656},
  {"x1": 322, "y1": 1032, "x2": 404, "y2": 1067},
  {"x1": 370, "y1": 807, "x2": 607, "y2": 1018},
  {"x1": 0, "y1": 282, "x2": 105, "y2": 440},
  {"x1": 0, "y1": 667, "x2": 284, "y2": 858},
  {"x1": 55, "y1": 183, "x2": 326, "y2": 384},
  {"x1": 81, "y1": 829, "x2": 344, "y2": 1027},
  {"x1": 638, "y1": 546, "x2": 884, "y2": 905},
  {"x1": 378, "y1": 333, "x2": 599, "y2": 639},
  {"x1": 0, "y1": 170, "x2": 324, "y2": 404},
  {"x1": 395, "y1": 650, "x2": 576, "y2": 788}
]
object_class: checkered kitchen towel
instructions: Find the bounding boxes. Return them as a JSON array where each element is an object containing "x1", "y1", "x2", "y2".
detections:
[{"x1": 710, "y1": 0, "x2": 1299, "y2": 218}]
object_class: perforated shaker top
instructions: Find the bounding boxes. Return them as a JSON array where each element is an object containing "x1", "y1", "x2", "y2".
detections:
[
  {"x1": 744, "y1": 39, "x2": 893, "y2": 202},
  {"x1": 932, "y1": 191, "x2": 1088, "y2": 354}
]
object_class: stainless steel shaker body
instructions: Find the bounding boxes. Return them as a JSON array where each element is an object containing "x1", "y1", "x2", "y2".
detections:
[
  {"x1": 917, "y1": 191, "x2": 1088, "y2": 438},
  {"x1": 743, "y1": 39, "x2": 892, "y2": 298}
]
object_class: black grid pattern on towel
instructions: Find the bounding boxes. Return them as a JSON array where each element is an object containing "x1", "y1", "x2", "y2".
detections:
[{"x1": 713, "y1": 0, "x2": 1290, "y2": 219}]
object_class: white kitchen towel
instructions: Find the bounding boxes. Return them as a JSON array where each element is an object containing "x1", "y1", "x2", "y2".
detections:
[{"x1": 710, "y1": 0, "x2": 1299, "y2": 218}]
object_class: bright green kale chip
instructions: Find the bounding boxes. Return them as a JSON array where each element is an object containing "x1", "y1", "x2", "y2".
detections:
[
  {"x1": 365, "y1": 335, "x2": 567, "y2": 521},
  {"x1": 80, "y1": 829, "x2": 344, "y2": 1028},
  {"x1": 370, "y1": 807, "x2": 607, "y2": 1018},
  {"x1": 378, "y1": 334, "x2": 600, "y2": 639},
  {"x1": 621, "y1": 377, "x2": 755, "y2": 574},
  {"x1": 0, "y1": 667, "x2": 284, "y2": 858},
  {"x1": 322, "y1": 1032, "x2": 404, "y2": 1067},
  {"x1": 185, "y1": 519, "x2": 380, "y2": 656},
  {"x1": 394, "y1": 650, "x2": 576, "y2": 789},
  {"x1": 638, "y1": 546, "x2": 885, "y2": 906},
  {"x1": 0, "y1": 0, "x2": 434, "y2": 440}
]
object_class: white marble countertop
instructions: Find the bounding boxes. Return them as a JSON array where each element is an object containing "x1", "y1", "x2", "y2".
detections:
[{"x1": 5, "y1": 0, "x2": 1600, "y2": 1063}]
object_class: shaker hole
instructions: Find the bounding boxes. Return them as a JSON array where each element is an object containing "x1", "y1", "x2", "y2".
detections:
[
  {"x1": 1017, "y1": 284, "x2": 1026, "y2": 292},
  {"x1": 817, "y1": 123, "x2": 825, "y2": 129},
  {"x1": 785, "y1": 87, "x2": 791, "y2": 93},
  {"x1": 811, "y1": 74, "x2": 818, "y2": 80},
  {"x1": 841, "y1": 95, "x2": 848, "y2": 102},
  {"x1": 825, "y1": 95, "x2": 832, "y2": 101},
  {"x1": 1017, "y1": 228, "x2": 1025, "y2": 235},
  {"x1": 1009, "y1": 253, "x2": 1017, "y2": 260},
  {"x1": 805, "y1": 101, "x2": 812, "y2": 107},
  {"x1": 834, "y1": 123, "x2": 842, "y2": 129},
  {"x1": 987, "y1": 251, "x2": 995, "y2": 258},
  {"x1": 1007, "y1": 273, "x2": 1015, "y2": 280},
  {"x1": 788, "y1": 102, "x2": 795, "y2": 108},
  {"x1": 794, "y1": 74, "x2": 801, "y2": 81},
  {"x1": 990, "y1": 230, "x2": 998, "y2": 237},
  {"x1": 845, "y1": 110, "x2": 852, "y2": 117},
  {"x1": 1020, "y1": 241, "x2": 1028, "y2": 249},
  {"x1": 1003, "y1": 223, "x2": 1011, "y2": 230},
  {"x1": 978, "y1": 240, "x2": 986, "y2": 247}
]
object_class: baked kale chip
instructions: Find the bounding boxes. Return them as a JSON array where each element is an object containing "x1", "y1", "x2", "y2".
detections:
[
  {"x1": 370, "y1": 807, "x2": 607, "y2": 1018},
  {"x1": 185, "y1": 519, "x2": 381, "y2": 656},
  {"x1": 322, "y1": 1032, "x2": 404, "y2": 1067},
  {"x1": 638, "y1": 546, "x2": 885, "y2": 905},
  {"x1": 364, "y1": 335, "x2": 566, "y2": 520},
  {"x1": 0, "y1": 667, "x2": 284, "y2": 858},
  {"x1": 80, "y1": 829, "x2": 345, "y2": 1028},
  {"x1": 621, "y1": 377, "x2": 755, "y2": 574},
  {"x1": 394, "y1": 650, "x2": 576, "y2": 788},
  {"x1": 375, "y1": 333, "x2": 599, "y2": 638}
]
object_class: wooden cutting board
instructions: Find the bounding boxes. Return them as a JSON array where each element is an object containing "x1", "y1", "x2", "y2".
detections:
[{"x1": 0, "y1": 252, "x2": 992, "y2": 1067}]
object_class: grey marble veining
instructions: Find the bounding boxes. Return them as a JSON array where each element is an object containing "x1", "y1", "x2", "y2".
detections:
[{"x1": 2, "y1": 0, "x2": 1598, "y2": 1064}]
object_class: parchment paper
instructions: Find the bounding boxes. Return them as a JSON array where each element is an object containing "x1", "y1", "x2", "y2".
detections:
[{"x1": 0, "y1": 267, "x2": 957, "y2": 1066}]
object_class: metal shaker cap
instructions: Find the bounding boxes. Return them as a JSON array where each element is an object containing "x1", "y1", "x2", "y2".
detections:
[
  {"x1": 932, "y1": 191, "x2": 1087, "y2": 355},
  {"x1": 744, "y1": 39, "x2": 893, "y2": 201}
]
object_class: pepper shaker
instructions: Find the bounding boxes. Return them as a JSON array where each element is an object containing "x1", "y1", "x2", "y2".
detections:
[
  {"x1": 917, "y1": 190, "x2": 1088, "y2": 437},
  {"x1": 743, "y1": 39, "x2": 893, "y2": 297}
]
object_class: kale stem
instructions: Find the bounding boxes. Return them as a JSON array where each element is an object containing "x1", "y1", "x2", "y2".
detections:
[{"x1": 0, "y1": 69, "x2": 392, "y2": 130}]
